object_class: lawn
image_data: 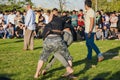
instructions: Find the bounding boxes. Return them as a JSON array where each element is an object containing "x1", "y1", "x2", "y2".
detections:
[{"x1": 0, "y1": 39, "x2": 120, "y2": 80}]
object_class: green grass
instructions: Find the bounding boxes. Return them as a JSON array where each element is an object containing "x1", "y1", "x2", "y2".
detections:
[{"x1": 0, "y1": 39, "x2": 120, "y2": 80}]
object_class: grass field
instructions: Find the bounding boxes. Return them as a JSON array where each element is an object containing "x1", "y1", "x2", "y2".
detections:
[{"x1": 0, "y1": 39, "x2": 120, "y2": 80}]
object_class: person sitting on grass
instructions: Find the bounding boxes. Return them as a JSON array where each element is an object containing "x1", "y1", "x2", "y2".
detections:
[
  {"x1": 95, "y1": 26, "x2": 104, "y2": 40},
  {"x1": 6, "y1": 22, "x2": 14, "y2": 39},
  {"x1": 15, "y1": 21, "x2": 24, "y2": 38},
  {"x1": 0, "y1": 25, "x2": 5, "y2": 38}
]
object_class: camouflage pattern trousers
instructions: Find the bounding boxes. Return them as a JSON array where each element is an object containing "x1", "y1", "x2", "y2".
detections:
[
  {"x1": 63, "y1": 30, "x2": 73, "y2": 46},
  {"x1": 44, "y1": 31, "x2": 73, "y2": 70},
  {"x1": 40, "y1": 35, "x2": 72, "y2": 67}
]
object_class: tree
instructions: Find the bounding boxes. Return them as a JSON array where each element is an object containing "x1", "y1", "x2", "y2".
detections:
[
  {"x1": 92, "y1": 0, "x2": 120, "y2": 12},
  {"x1": 58, "y1": 0, "x2": 67, "y2": 12},
  {"x1": 0, "y1": 0, "x2": 34, "y2": 12},
  {"x1": 25, "y1": 0, "x2": 33, "y2": 5}
]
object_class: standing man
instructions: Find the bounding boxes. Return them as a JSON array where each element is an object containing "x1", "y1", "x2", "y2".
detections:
[
  {"x1": 24, "y1": 3, "x2": 36, "y2": 50},
  {"x1": 7, "y1": 10, "x2": 16, "y2": 25},
  {"x1": 84, "y1": 0, "x2": 104, "y2": 62}
]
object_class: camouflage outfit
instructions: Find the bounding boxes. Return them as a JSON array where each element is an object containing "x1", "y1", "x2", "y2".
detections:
[
  {"x1": 63, "y1": 30, "x2": 73, "y2": 46},
  {"x1": 40, "y1": 34, "x2": 71, "y2": 67},
  {"x1": 44, "y1": 31, "x2": 73, "y2": 70}
]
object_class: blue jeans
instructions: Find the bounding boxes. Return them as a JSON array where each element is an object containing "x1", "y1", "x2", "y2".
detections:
[
  {"x1": 103, "y1": 29, "x2": 109, "y2": 39},
  {"x1": 85, "y1": 33, "x2": 102, "y2": 59}
]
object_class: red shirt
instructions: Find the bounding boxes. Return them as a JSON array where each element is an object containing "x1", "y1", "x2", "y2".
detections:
[{"x1": 78, "y1": 14, "x2": 84, "y2": 27}]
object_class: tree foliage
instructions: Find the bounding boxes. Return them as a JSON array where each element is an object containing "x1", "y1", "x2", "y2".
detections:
[
  {"x1": 92, "y1": 0, "x2": 120, "y2": 12},
  {"x1": 0, "y1": 0, "x2": 33, "y2": 12},
  {"x1": 0, "y1": 0, "x2": 120, "y2": 12},
  {"x1": 58, "y1": 0, "x2": 67, "y2": 12}
]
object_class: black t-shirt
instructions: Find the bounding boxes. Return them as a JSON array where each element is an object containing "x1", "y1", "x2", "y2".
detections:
[
  {"x1": 42, "y1": 15, "x2": 63, "y2": 39},
  {"x1": 50, "y1": 15, "x2": 63, "y2": 30},
  {"x1": 61, "y1": 15, "x2": 77, "y2": 41},
  {"x1": 61, "y1": 15, "x2": 71, "y2": 29}
]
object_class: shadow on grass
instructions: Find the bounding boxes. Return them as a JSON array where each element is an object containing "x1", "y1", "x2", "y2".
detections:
[
  {"x1": 74, "y1": 58, "x2": 98, "y2": 77},
  {"x1": 0, "y1": 73, "x2": 15, "y2": 80},
  {"x1": 39, "y1": 46, "x2": 120, "y2": 79},
  {"x1": 14, "y1": 40, "x2": 23, "y2": 43},
  {"x1": 92, "y1": 71, "x2": 120, "y2": 80},
  {"x1": 108, "y1": 71, "x2": 120, "y2": 80},
  {"x1": 39, "y1": 57, "x2": 98, "y2": 80},
  {"x1": 40, "y1": 72, "x2": 54, "y2": 80},
  {"x1": 92, "y1": 72, "x2": 111, "y2": 80},
  {"x1": 103, "y1": 46, "x2": 120, "y2": 60},
  {"x1": 0, "y1": 39, "x2": 23, "y2": 45},
  {"x1": 34, "y1": 46, "x2": 43, "y2": 50}
]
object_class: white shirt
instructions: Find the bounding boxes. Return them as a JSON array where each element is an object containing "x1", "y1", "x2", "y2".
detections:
[
  {"x1": 7, "y1": 14, "x2": 16, "y2": 24},
  {"x1": 0, "y1": 14, "x2": 3, "y2": 23},
  {"x1": 44, "y1": 14, "x2": 49, "y2": 24},
  {"x1": 110, "y1": 16, "x2": 118, "y2": 28},
  {"x1": 25, "y1": 9, "x2": 36, "y2": 30},
  {"x1": 84, "y1": 8, "x2": 96, "y2": 33},
  {"x1": 3, "y1": 24, "x2": 7, "y2": 29},
  {"x1": 105, "y1": 15, "x2": 110, "y2": 24}
]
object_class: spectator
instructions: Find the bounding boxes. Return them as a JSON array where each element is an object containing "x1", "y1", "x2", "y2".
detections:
[
  {"x1": 3, "y1": 11, "x2": 8, "y2": 24},
  {"x1": 22, "y1": 11, "x2": 26, "y2": 24},
  {"x1": 6, "y1": 22, "x2": 14, "y2": 39},
  {"x1": 95, "y1": 26, "x2": 104, "y2": 40},
  {"x1": 35, "y1": 10, "x2": 41, "y2": 24},
  {"x1": 44, "y1": 10, "x2": 51, "y2": 24},
  {"x1": 1, "y1": 21, "x2": 7, "y2": 30},
  {"x1": 117, "y1": 12, "x2": 120, "y2": 31},
  {"x1": 15, "y1": 21, "x2": 24, "y2": 38},
  {"x1": 38, "y1": 13, "x2": 45, "y2": 23},
  {"x1": 71, "y1": 10, "x2": 78, "y2": 31},
  {"x1": 96, "y1": 11, "x2": 102, "y2": 28},
  {"x1": 0, "y1": 11, "x2": 4, "y2": 24},
  {"x1": 77, "y1": 9, "x2": 85, "y2": 40},
  {"x1": 109, "y1": 12, "x2": 118, "y2": 39},
  {"x1": 0, "y1": 24, "x2": 5, "y2": 38},
  {"x1": 101, "y1": 12, "x2": 110, "y2": 39},
  {"x1": 1, "y1": 21, "x2": 7, "y2": 39},
  {"x1": 14, "y1": 11, "x2": 22, "y2": 28},
  {"x1": 7, "y1": 10, "x2": 16, "y2": 25},
  {"x1": 104, "y1": 12, "x2": 110, "y2": 29}
]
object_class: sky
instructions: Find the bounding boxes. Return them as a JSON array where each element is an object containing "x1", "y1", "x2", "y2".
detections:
[{"x1": 31, "y1": 0, "x2": 85, "y2": 10}]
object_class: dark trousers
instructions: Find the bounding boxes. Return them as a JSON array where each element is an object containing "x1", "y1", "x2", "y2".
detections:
[{"x1": 85, "y1": 33, "x2": 101, "y2": 59}]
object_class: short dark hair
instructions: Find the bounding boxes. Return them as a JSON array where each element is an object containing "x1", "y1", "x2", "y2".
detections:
[
  {"x1": 72, "y1": 10, "x2": 76, "y2": 12},
  {"x1": 47, "y1": 10, "x2": 51, "y2": 14},
  {"x1": 85, "y1": 0, "x2": 92, "y2": 8},
  {"x1": 52, "y1": 8, "x2": 58, "y2": 12},
  {"x1": 80, "y1": 9, "x2": 83, "y2": 12},
  {"x1": 40, "y1": 9, "x2": 44, "y2": 12},
  {"x1": 97, "y1": 11, "x2": 101, "y2": 15},
  {"x1": 63, "y1": 11, "x2": 67, "y2": 13}
]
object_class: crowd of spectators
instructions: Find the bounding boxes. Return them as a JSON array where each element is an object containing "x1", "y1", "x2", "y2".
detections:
[{"x1": 0, "y1": 9, "x2": 120, "y2": 40}]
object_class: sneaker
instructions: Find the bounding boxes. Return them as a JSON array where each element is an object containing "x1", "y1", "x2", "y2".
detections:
[{"x1": 98, "y1": 56, "x2": 104, "y2": 62}]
